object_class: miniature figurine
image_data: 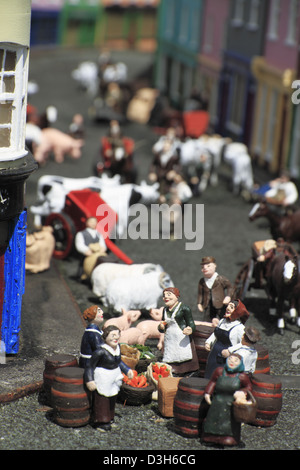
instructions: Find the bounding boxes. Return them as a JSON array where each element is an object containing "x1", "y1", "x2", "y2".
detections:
[
  {"x1": 158, "y1": 287, "x2": 198, "y2": 376},
  {"x1": 74, "y1": 216, "x2": 107, "y2": 280},
  {"x1": 98, "y1": 120, "x2": 137, "y2": 183},
  {"x1": 204, "y1": 299, "x2": 249, "y2": 379},
  {"x1": 202, "y1": 353, "x2": 252, "y2": 447},
  {"x1": 265, "y1": 170, "x2": 298, "y2": 210},
  {"x1": 197, "y1": 256, "x2": 234, "y2": 322},
  {"x1": 84, "y1": 325, "x2": 134, "y2": 431},
  {"x1": 69, "y1": 113, "x2": 85, "y2": 140},
  {"x1": 149, "y1": 127, "x2": 181, "y2": 198},
  {"x1": 79, "y1": 305, "x2": 104, "y2": 369},
  {"x1": 221, "y1": 326, "x2": 261, "y2": 374}
]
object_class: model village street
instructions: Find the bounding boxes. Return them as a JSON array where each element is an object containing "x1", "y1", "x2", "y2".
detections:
[{"x1": 0, "y1": 47, "x2": 299, "y2": 453}]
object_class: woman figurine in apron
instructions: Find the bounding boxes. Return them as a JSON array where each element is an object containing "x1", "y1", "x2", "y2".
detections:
[
  {"x1": 202, "y1": 353, "x2": 252, "y2": 447},
  {"x1": 204, "y1": 299, "x2": 249, "y2": 379},
  {"x1": 79, "y1": 305, "x2": 104, "y2": 369},
  {"x1": 158, "y1": 287, "x2": 198, "y2": 376},
  {"x1": 84, "y1": 325, "x2": 134, "y2": 431}
]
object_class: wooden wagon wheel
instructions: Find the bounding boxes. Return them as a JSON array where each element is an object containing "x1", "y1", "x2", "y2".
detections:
[
  {"x1": 45, "y1": 212, "x2": 76, "y2": 260},
  {"x1": 233, "y1": 258, "x2": 255, "y2": 301}
]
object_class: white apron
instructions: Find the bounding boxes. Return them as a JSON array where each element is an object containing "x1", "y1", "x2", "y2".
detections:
[
  {"x1": 94, "y1": 344, "x2": 123, "y2": 397},
  {"x1": 163, "y1": 302, "x2": 192, "y2": 363}
]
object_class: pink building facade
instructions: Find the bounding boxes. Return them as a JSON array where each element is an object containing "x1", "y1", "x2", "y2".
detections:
[{"x1": 198, "y1": 0, "x2": 230, "y2": 128}]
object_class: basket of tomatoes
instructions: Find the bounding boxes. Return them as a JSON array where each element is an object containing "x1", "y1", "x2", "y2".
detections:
[
  {"x1": 119, "y1": 370, "x2": 155, "y2": 406},
  {"x1": 146, "y1": 362, "x2": 173, "y2": 400}
]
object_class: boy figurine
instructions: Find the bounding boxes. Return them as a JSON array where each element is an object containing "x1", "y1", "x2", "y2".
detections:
[
  {"x1": 197, "y1": 256, "x2": 234, "y2": 322},
  {"x1": 221, "y1": 326, "x2": 261, "y2": 374}
]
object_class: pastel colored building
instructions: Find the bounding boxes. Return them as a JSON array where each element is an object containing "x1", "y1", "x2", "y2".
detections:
[
  {"x1": 154, "y1": 0, "x2": 203, "y2": 108},
  {"x1": 31, "y1": 0, "x2": 64, "y2": 46},
  {"x1": 216, "y1": 0, "x2": 269, "y2": 146},
  {"x1": 198, "y1": 0, "x2": 230, "y2": 128},
  {"x1": 251, "y1": 0, "x2": 300, "y2": 174},
  {"x1": 96, "y1": 0, "x2": 160, "y2": 52}
]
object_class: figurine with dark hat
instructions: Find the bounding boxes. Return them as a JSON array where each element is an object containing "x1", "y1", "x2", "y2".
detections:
[
  {"x1": 204, "y1": 299, "x2": 250, "y2": 379},
  {"x1": 197, "y1": 256, "x2": 234, "y2": 322},
  {"x1": 222, "y1": 326, "x2": 261, "y2": 374}
]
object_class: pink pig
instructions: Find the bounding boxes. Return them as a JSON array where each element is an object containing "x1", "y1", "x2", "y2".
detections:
[
  {"x1": 136, "y1": 320, "x2": 164, "y2": 350},
  {"x1": 33, "y1": 127, "x2": 84, "y2": 164},
  {"x1": 119, "y1": 327, "x2": 148, "y2": 345},
  {"x1": 104, "y1": 308, "x2": 141, "y2": 331}
]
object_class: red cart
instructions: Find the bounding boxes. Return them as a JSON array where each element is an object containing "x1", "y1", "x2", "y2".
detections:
[{"x1": 45, "y1": 188, "x2": 133, "y2": 264}]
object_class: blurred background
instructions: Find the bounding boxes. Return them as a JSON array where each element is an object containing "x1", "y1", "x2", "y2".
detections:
[{"x1": 30, "y1": 0, "x2": 300, "y2": 185}]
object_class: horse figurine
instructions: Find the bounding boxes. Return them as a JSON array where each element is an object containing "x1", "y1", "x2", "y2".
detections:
[
  {"x1": 267, "y1": 252, "x2": 299, "y2": 334},
  {"x1": 249, "y1": 201, "x2": 300, "y2": 243}
]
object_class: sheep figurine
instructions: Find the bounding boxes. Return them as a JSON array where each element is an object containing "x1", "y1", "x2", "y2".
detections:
[
  {"x1": 103, "y1": 271, "x2": 174, "y2": 312},
  {"x1": 91, "y1": 262, "x2": 164, "y2": 299}
]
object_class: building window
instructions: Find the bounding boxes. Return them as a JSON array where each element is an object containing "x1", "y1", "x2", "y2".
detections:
[
  {"x1": 231, "y1": 0, "x2": 245, "y2": 27},
  {"x1": 0, "y1": 45, "x2": 29, "y2": 160},
  {"x1": 165, "y1": 1, "x2": 175, "y2": 40},
  {"x1": 179, "y1": 4, "x2": 189, "y2": 44},
  {"x1": 203, "y1": 15, "x2": 214, "y2": 53},
  {"x1": 265, "y1": 89, "x2": 278, "y2": 162},
  {"x1": 254, "y1": 84, "x2": 267, "y2": 153},
  {"x1": 285, "y1": 0, "x2": 299, "y2": 45},
  {"x1": 227, "y1": 73, "x2": 246, "y2": 135},
  {"x1": 268, "y1": 0, "x2": 281, "y2": 40},
  {"x1": 247, "y1": 0, "x2": 260, "y2": 30}
]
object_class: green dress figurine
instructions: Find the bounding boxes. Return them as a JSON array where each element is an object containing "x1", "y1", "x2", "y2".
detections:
[{"x1": 201, "y1": 353, "x2": 252, "y2": 447}]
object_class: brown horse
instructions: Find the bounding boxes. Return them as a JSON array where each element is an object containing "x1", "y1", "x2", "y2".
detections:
[
  {"x1": 249, "y1": 201, "x2": 300, "y2": 243},
  {"x1": 267, "y1": 252, "x2": 299, "y2": 334}
]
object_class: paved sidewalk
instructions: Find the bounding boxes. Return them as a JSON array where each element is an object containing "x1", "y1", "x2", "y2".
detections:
[{"x1": 0, "y1": 259, "x2": 85, "y2": 402}]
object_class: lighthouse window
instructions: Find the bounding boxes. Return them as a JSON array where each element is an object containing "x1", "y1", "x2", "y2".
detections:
[{"x1": 0, "y1": 45, "x2": 29, "y2": 160}]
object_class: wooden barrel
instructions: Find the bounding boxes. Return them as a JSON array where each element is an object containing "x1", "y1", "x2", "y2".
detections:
[
  {"x1": 254, "y1": 344, "x2": 270, "y2": 375},
  {"x1": 173, "y1": 377, "x2": 209, "y2": 438},
  {"x1": 43, "y1": 354, "x2": 78, "y2": 405},
  {"x1": 192, "y1": 323, "x2": 215, "y2": 377},
  {"x1": 51, "y1": 367, "x2": 90, "y2": 428},
  {"x1": 250, "y1": 374, "x2": 282, "y2": 427}
]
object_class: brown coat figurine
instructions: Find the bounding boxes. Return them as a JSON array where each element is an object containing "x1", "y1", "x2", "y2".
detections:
[{"x1": 197, "y1": 256, "x2": 234, "y2": 322}]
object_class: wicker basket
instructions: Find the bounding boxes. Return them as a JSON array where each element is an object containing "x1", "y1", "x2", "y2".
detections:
[
  {"x1": 233, "y1": 391, "x2": 257, "y2": 423},
  {"x1": 119, "y1": 383, "x2": 155, "y2": 406}
]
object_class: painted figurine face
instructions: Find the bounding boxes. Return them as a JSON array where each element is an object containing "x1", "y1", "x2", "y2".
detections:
[
  {"x1": 227, "y1": 354, "x2": 241, "y2": 369},
  {"x1": 105, "y1": 329, "x2": 120, "y2": 349},
  {"x1": 86, "y1": 217, "x2": 98, "y2": 230},
  {"x1": 201, "y1": 262, "x2": 216, "y2": 278},
  {"x1": 224, "y1": 302, "x2": 236, "y2": 319},
  {"x1": 94, "y1": 307, "x2": 104, "y2": 324},
  {"x1": 163, "y1": 290, "x2": 178, "y2": 309}
]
